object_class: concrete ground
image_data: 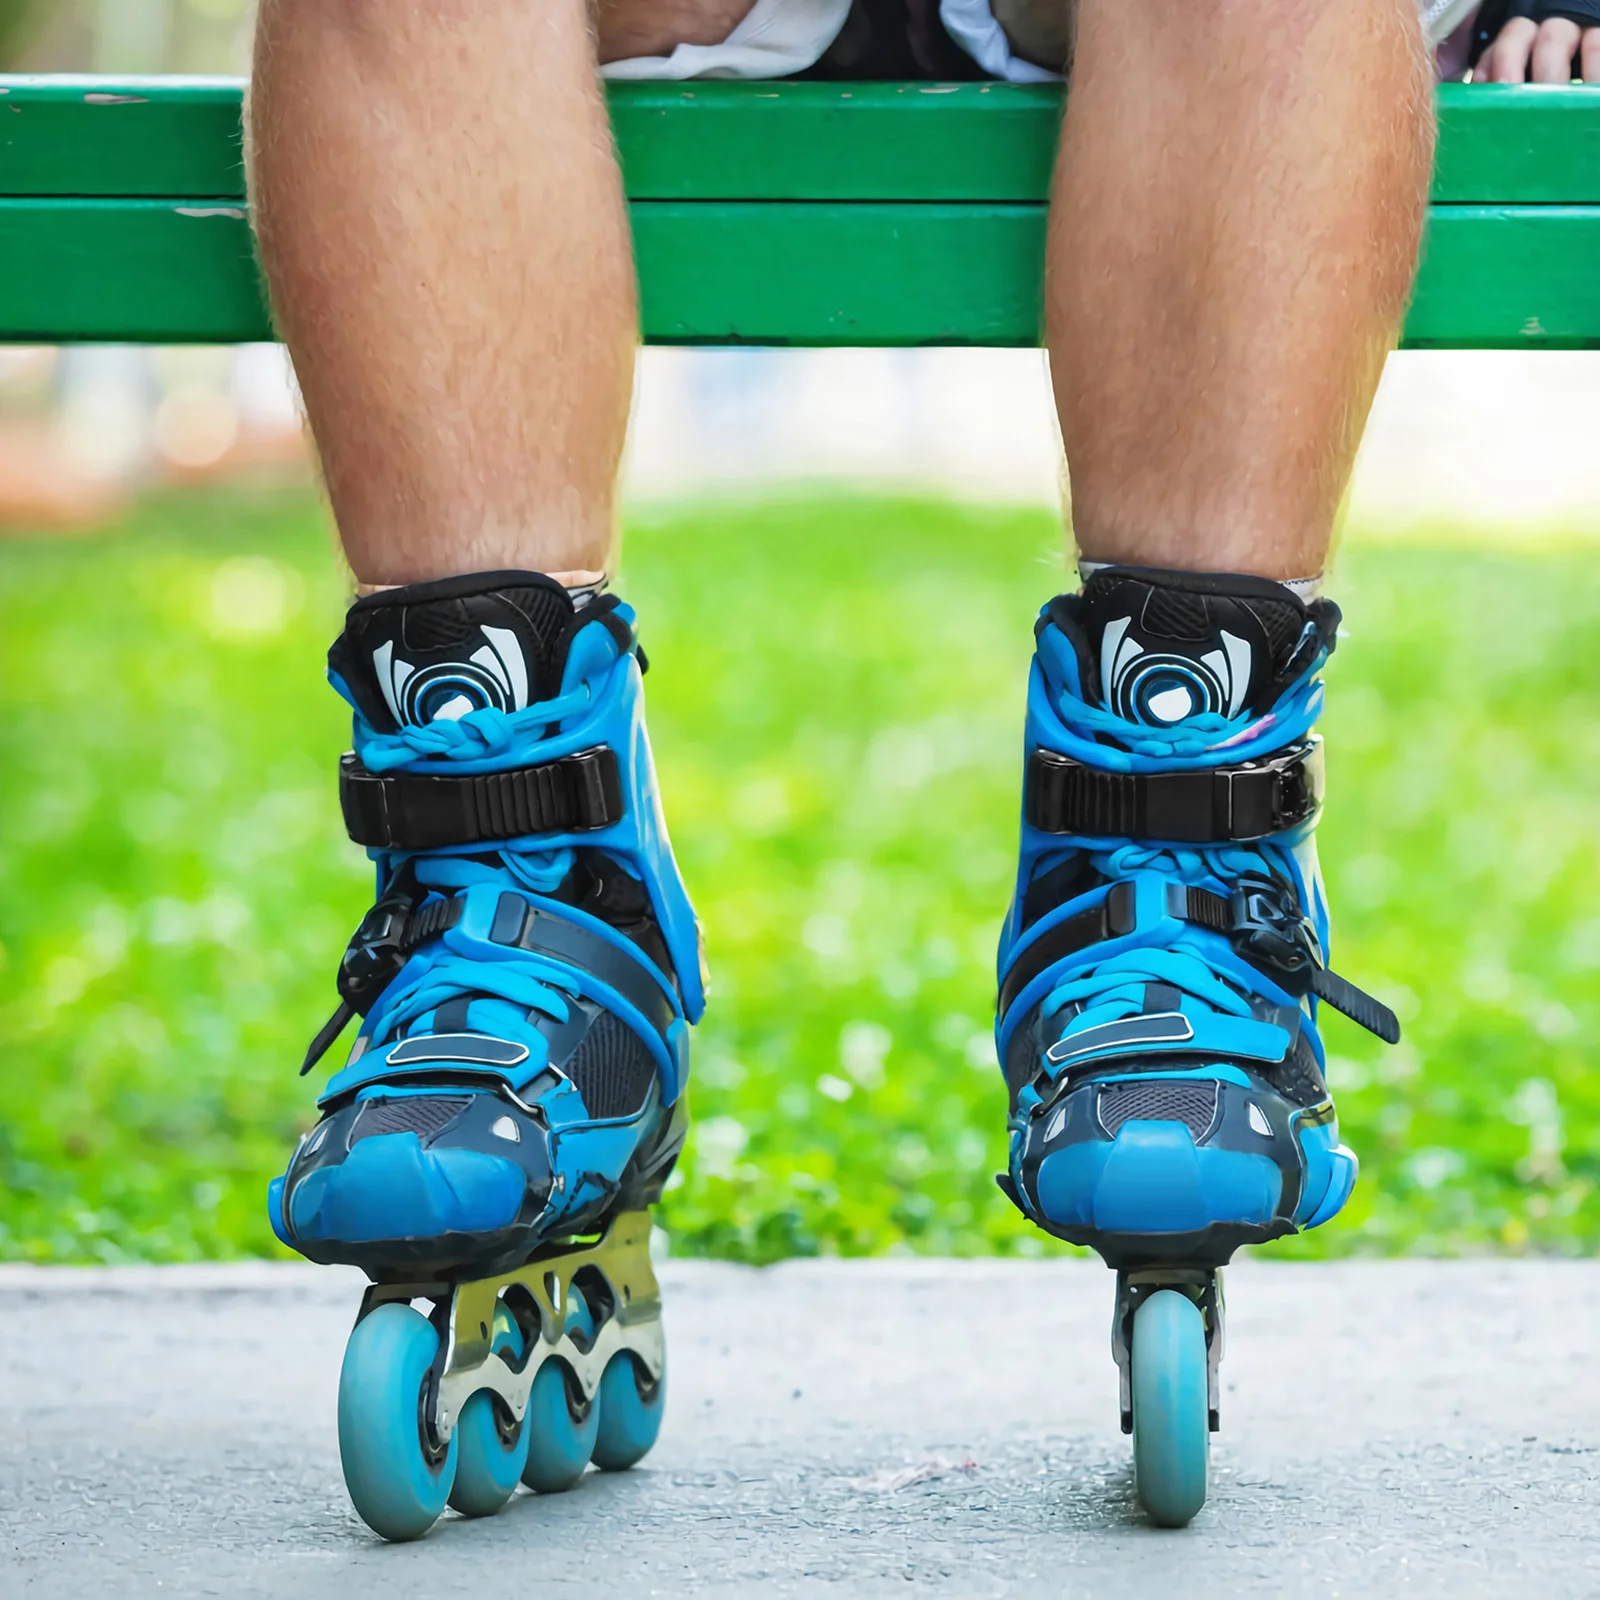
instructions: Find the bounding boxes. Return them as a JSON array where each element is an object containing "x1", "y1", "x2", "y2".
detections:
[{"x1": 1, "y1": 1257, "x2": 1597, "y2": 1599}]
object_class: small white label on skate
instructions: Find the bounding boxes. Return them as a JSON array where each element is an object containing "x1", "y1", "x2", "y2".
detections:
[
  {"x1": 1247, "y1": 1101, "x2": 1272, "y2": 1137},
  {"x1": 490, "y1": 1115, "x2": 520, "y2": 1143}
]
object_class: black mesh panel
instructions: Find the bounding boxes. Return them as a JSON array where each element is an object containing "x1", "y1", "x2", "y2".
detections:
[
  {"x1": 349, "y1": 1095, "x2": 472, "y2": 1145},
  {"x1": 1250, "y1": 597, "x2": 1306, "y2": 664},
  {"x1": 1097, "y1": 1080, "x2": 1218, "y2": 1141},
  {"x1": 563, "y1": 1012, "x2": 657, "y2": 1121},
  {"x1": 402, "y1": 601, "x2": 482, "y2": 653},
  {"x1": 1137, "y1": 584, "x2": 1212, "y2": 640},
  {"x1": 1272, "y1": 1032, "x2": 1329, "y2": 1107}
]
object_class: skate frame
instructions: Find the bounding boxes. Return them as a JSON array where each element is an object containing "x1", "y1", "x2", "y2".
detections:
[
  {"x1": 1111, "y1": 1267, "x2": 1226, "y2": 1435},
  {"x1": 354, "y1": 1209, "x2": 665, "y2": 1448}
]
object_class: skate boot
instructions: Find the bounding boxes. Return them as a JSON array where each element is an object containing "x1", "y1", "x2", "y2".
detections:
[
  {"x1": 267, "y1": 571, "x2": 704, "y2": 1540},
  {"x1": 994, "y1": 566, "x2": 1398, "y2": 1527}
]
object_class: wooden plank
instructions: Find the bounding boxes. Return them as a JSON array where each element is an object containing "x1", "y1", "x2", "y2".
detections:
[
  {"x1": 614, "y1": 80, "x2": 1061, "y2": 201},
  {"x1": 1406, "y1": 205, "x2": 1600, "y2": 346},
  {"x1": 0, "y1": 77, "x2": 246, "y2": 199},
  {"x1": 3, "y1": 76, "x2": 1600, "y2": 205},
  {"x1": 1433, "y1": 83, "x2": 1600, "y2": 203},
  {"x1": 634, "y1": 202, "x2": 1044, "y2": 344},
  {"x1": 0, "y1": 198, "x2": 268, "y2": 343},
  {"x1": 1, "y1": 195, "x2": 1597, "y2": 349}
]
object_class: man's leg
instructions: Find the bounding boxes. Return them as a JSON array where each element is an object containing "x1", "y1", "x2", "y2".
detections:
[
  {"x1": 249, "y1": 2, "x2": 640, "y2": 586},
  {"x1": 995, "y1": 2, "x2": 1428, "y2": 1511},
  {"x1": 252, "y1": 8, "x2": 713, "y2": 1533},
  {"x1": 1048, "y1": 0, "x2": 1432, "y2": 577}
]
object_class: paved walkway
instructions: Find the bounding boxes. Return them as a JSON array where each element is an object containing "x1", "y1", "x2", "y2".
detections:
[{"x1": 2, "y1": 1258, "x2": 1597, "y2": 1598}]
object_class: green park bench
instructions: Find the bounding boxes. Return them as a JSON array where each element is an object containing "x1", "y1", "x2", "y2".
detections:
[{"x1": 0, "y1": 75, "x2": 1597, "y2": 348}]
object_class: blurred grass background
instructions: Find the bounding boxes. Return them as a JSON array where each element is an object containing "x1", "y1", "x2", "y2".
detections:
[{"x1": 1, "y1": 488, "x2": 1597, "y2": 1264}]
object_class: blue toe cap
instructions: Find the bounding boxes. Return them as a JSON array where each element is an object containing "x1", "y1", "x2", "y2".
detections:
[{"x1": 286, "y1": 1132, "x2": 526, "y2": 1245}]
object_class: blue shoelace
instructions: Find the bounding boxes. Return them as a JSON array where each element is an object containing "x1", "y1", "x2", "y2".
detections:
[
  {"x1": 351, "y1": 683, "x2": 600, "y2": 1057},
  {"x1": 1039, "y1": 841, "x2": 1297, "y2": 1036}
]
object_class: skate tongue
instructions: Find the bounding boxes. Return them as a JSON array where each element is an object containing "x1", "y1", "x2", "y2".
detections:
[
  {"x1": 1066, "y1": 568, "x2": 1337, "y2": 727},
  {"x1": 330, "y1": 572, "x2": 586, "y2": 736}
]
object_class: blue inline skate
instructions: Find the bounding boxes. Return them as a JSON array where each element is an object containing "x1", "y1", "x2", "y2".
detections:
[
  {"x1": 994, "y1": 566, "x2": 1398, "y2": 1527},
  {"x1": 269, "y1": 572, "x2": 704, "y2": 1540}
]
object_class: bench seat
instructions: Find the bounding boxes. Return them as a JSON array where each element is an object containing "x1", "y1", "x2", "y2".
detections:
[{"x1": 0, "y1": 77, "x2": 1597, "y2": 348}]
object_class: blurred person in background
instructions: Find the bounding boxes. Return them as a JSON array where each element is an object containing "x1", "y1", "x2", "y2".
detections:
[
  {"x1": 256, "y1": 0, "x2": 1419, "y2": 1400},
  {"x1": 1430, "y1": 0, "x2": 1600, "y2": 76}
]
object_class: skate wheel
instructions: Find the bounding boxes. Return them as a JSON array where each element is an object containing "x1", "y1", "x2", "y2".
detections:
[
  {"x1": 591, "y1": 1352, "x2": 665, "y2": 1472},
  {"x1": 448, "y1": 1303, "x2": 531, "y2": 1518},
  {"x1": 1130, "y1": 1289, "x2": 1209, "y2": 1527},
  {"x1": 338, "y1": 1302, "x2": 458, "y2": 1542},
  {"x1": 520, "y1": 1285, "x2": 599, "y2": 1494}
]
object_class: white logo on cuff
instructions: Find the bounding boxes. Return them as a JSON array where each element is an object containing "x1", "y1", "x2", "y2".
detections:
[{"x1": 372, "y1": 625, "x2": 530, "y2": 727}]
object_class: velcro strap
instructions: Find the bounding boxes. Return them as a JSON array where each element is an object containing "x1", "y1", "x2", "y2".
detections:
[
  {"x1": 340, "y1": 746, "x2": 623, "y2": 851},
  {"x1": 1025, "y1": 740, "x2": 1323, "y2": 844},
  {"x1": 997, "y1": 883, "x2": 1136, "y2": 1022},
  {"x1": 489, "y1": 892, "x2": 678, "y2": 1045}
]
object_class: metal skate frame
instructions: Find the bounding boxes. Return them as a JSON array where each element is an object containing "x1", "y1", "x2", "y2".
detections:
[
  {"x1": 1111, "y1": 1267, "x2": 1226, "y2": 1435},
  {"x1": 356, "y1": 1209, "x2": 664, "y2": 1448}
]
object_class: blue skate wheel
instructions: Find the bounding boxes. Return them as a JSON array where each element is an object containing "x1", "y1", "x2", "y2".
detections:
[
  {"x1": 1130, "y1": 1289, "x2": 1210, "y2": 1527},
  {"x1": 592, "y1": 1353, "x2": 665, "y2": 1472},
  {"x1": 448, "y1": 1303, "x2": 531, "y2": 1518},
  {"x1": 520, "y1": 1286, "x2": 599, "y2": 1494},
  {"x1": 337, "y1": 1302, "x2": 459, "y2": 1542}
]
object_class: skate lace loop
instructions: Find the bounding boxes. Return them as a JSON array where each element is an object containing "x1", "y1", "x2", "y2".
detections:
[
  {"x1": 350, "y1": 687, "x2": 606, "y2": 1049},
  {"x1": 371, "y1": 951, "x2": 573, "y2": 1045},
  {"x1": 356, "y1": 686, "x2": 595, "y2": 773},
  {"x1": 358, "y1": 849, "x2": 595, "y2": 1050},
  {"x1": 1040, "y1": 842, "x2": 1292, "y2": 1033},
  {"x1": 1053, "y1": 673, "x2": 1324, "y2": 762}
]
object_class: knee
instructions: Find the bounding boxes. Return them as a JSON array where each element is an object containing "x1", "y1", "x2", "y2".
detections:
[{"x1": 596, "y1": 0, "x2": 758, "y2": 63}]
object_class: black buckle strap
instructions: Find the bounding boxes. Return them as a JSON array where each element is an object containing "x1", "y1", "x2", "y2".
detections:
[
  {"x1": 340, "y1": 746, "x2": 624, "y2": 852},
  {"x1": 997, "y1": 882, "x2": 1136, "y2": 1022},
  {"x1": 301, "y1": 885, "x2": 467, "y2": 1075},
  {"x1": 1025, "y1": 740, "x2": 1323, "y2": 845},
  {"x1": 488, "y1": 892, "x2": 677, "y2": 1046},
  {"x1": 1171, "y1": 878, "x2": 1400, "y2": 1044}
]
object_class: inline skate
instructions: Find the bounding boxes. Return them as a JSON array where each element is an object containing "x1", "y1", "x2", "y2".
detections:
[
  {"x1": 995, "y1": 566, "x2": 1398, "y2": 1525},
  {"x1": 269, "y1": 572, "x2": 704, "y2": 1540}
]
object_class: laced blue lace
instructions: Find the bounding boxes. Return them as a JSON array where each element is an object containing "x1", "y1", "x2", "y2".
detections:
[
  {"x1": 1037, "y1": 836, "x2": 1298, "y2": 1041},
  {"x1": 1052, "y1": 673, "x2": 1324, "y2": 765},
  {"x1": 351, "y1": 686, "x2": 600, "y2": 1054},
  {"x1": 1031, "y1": 612, "x2": 1325, "y2": 1044},
  {"x1": 355, "y1": 687, "x2": 594, "y2": 771}
]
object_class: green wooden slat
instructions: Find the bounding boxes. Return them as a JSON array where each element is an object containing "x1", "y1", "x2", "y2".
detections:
[
  {"x1": 0, "y1": 76, "x2": 246, "y2": 199},
  {"x1": 1407, "y1": 205, "x2": 1600, "y2": 346},
  {"x1": 1, "y1": 196, "x2": 1597, "y2": 349},
  {"x1": 0, "y1": 199, "x2": 268, "y2": 342},
  {"x1": 3, "y1": 76, "x2": 1600, "y2": 204},
  {"x1": 635, "y1": 202, "x2": 1044, "y2": 344},
  {"x1": 1433, "y1": 83, "x2": 1600, "y2": 203},
  {"x1": 614, "y1": 80, "x2": 1061, "y2": 201}
]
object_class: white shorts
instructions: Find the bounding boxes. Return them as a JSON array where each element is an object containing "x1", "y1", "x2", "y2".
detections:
[{"x1": 599, "y1": 0, "x2": 1059, "y2": 86}]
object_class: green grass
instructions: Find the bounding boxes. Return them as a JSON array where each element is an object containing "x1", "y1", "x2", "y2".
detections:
[{"x1": 1, "y1": 488, "x2": 1597, "y2": 1263}]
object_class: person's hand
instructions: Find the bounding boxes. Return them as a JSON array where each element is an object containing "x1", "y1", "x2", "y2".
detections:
[{"x1": 1479, "y1": 11, "x2": 1600, "y2": 80}]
